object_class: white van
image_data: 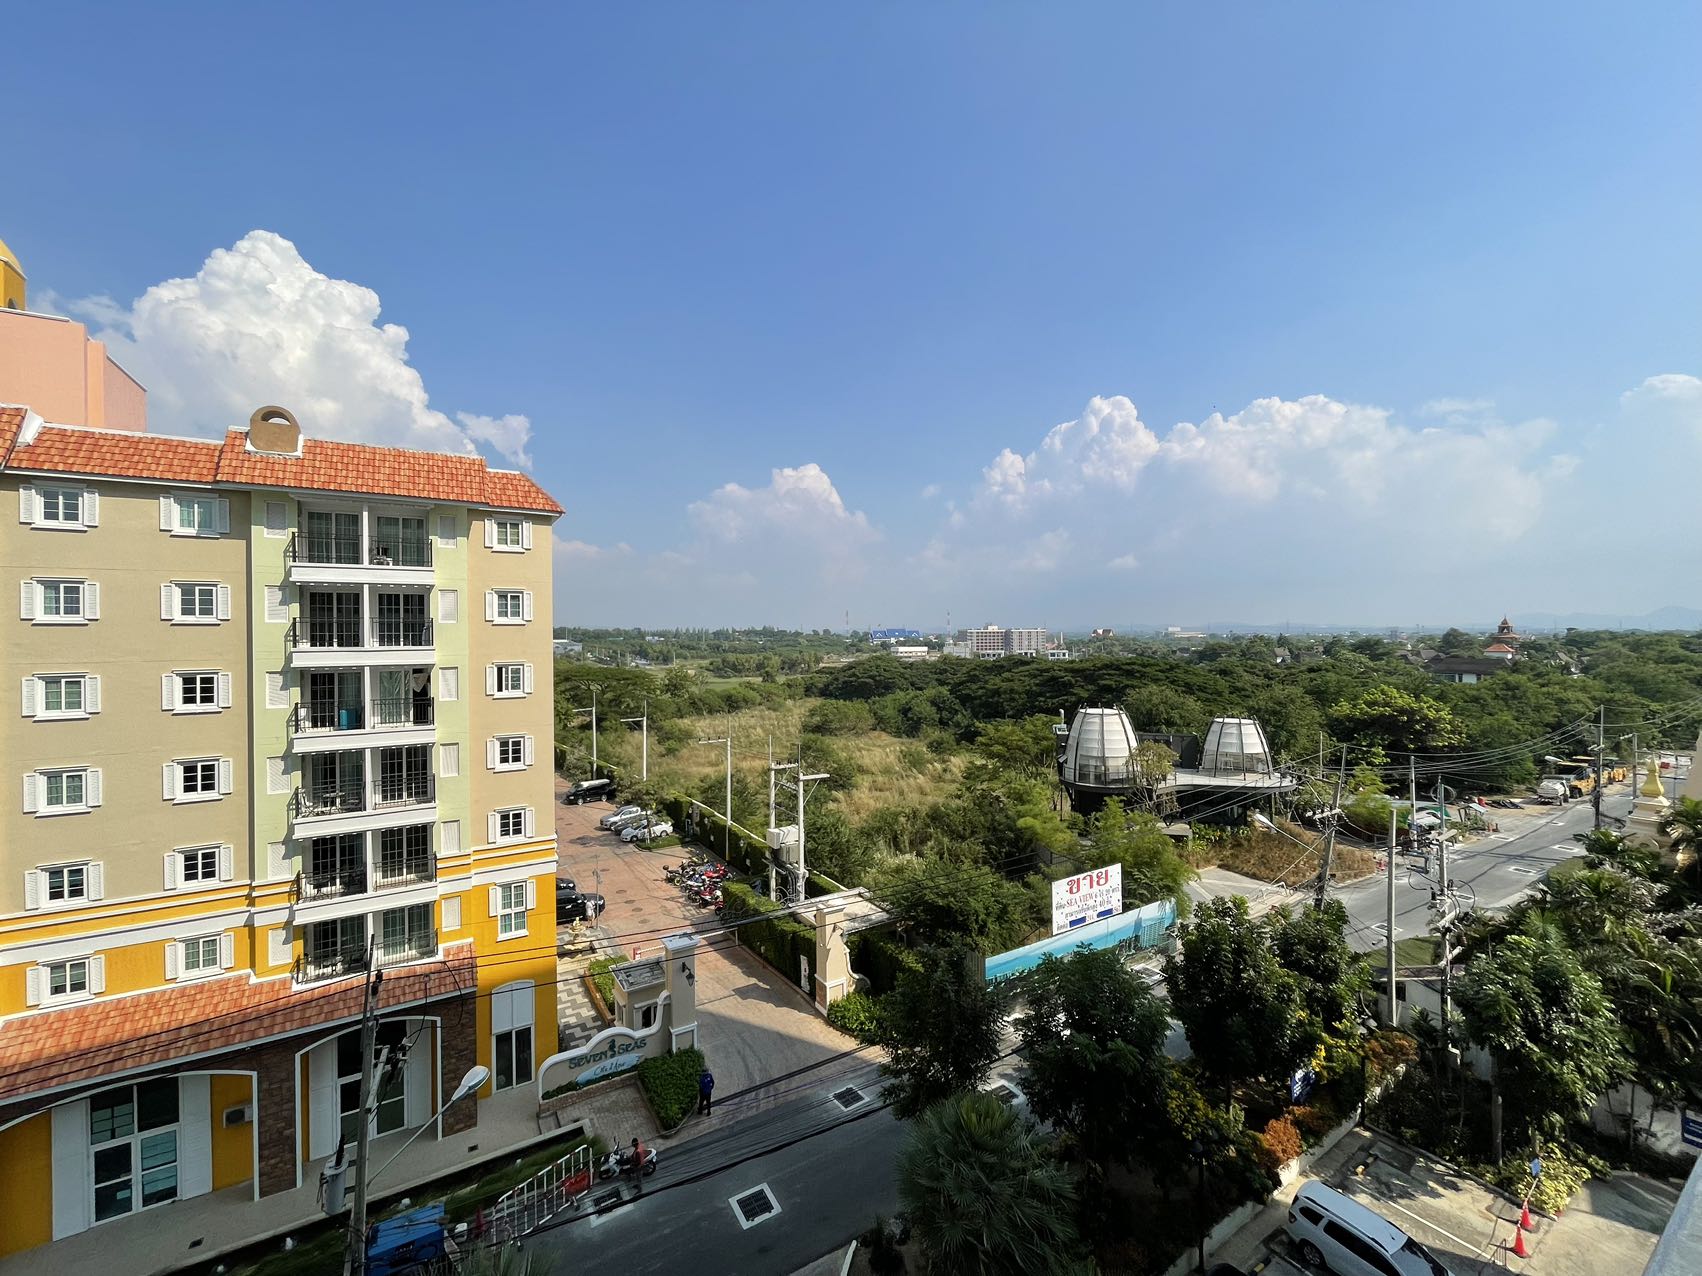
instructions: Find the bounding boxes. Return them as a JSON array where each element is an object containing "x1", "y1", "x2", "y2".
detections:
[{"x1": 1287, "y1": 1181, "x2": 1453, "y2": 1276}]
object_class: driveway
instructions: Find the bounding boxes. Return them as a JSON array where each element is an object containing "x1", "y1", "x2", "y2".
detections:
[
  {"x1": 1208, "y1": 1127, "x2": 1678, "y2": 1276},
  {"x1": 553, "y1": 783, "x2": 862, "y2": 1109}
]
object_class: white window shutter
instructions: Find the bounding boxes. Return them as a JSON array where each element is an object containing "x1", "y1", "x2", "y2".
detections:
[
  {"x1": 268, "y1": 927, "x2": 289, "y2": 967},
  {"x1": 437, "y1": 515, "x2": 455, "y2": 547},
  {"x1": 264, "y1": 584, "x2": 287, "y2": 623},
  {"x1": 485, "y1": 590, "x2": 497, "y2": 622},
  {"x1": 84, "y1": 490, "x2": 99, "y2": 526},
  {"x1": 215, "y1": 499, "x2": 231, "y2": 534},
  {"x1": 161, "y1": 583, "x2": 176, "y2": 621},
  {"x1": 24, "y1": 870, "x2": 41, "y2": 910},
  {"x1": 219, "y1": 931, "x2": 235, "y2": 969},
  {"x1": 163, "y1": 853, "x2": 179, "y2": 891},
  {"x1": 21, "y1": 677, "x2": 36, "y2": 718},
  {"x1": 266, "y1": 756, "x2": 288, "y2": 794},
  {"x1": 89, "y1": 956, "x2": 105, "y2": 994},
  {"x1": 217, "y1": 758, "x2": 234, "y2": 795},
  {"x1": 523, "y1": 807, "x2": 535, "y2": 838},
  {"x1": 487, "y1": 738, "x2": 499, "y2": 770},
  {"x1": 442, "y1": 896, "x2": 461, "y2": 931},
  {"x1": 265, "y1": 501, "x2": 286, "y2": 536},
  {"x1": 83, "y1": 582, "x2": 98, "y2": 619},
  {"x1": 525, "y1": 879, "x2": 537, "y2": 911},
  {"x1": 485, "y1": 665, "x2": 498, "y2": 696},
  {"x1": 266, "y1": 672, "x2": 288, "y2": 709},
  {"x1": 522, "y1": 663, "x2": 534, "y2": 694},
  {"x1": 160, "y1": 495, "x2": 174, "y2": 531},
  {"x1": 440, "y1": 667, "x2": 459, "y2": 701},
  {"x1": 439, "y1": 743, "x2": 459, "y2": 778},
  {"x1": 25, "y1": 966, "x2": 43, "y2": 1007},
  {"x1": 523, "y1": 735, "x2": 534, "y2": 766},
  {"x1": 22, "y1": 773, "x2": 39, "y2": 814},
  {"x1": 165, "y1": 943, "x2": 181, "y2": 980},
  {"x1": 217, "y1": 672, "x2": 233, "y2": 708},
  {"x1": 85, "y1": 676, "x2": 101, "y2": 714},
  {"x1": 484, "y1": 518, "x2": 496, "y2": 549},
  {"x1": 162, "y1": 674, "x2": 177, "y2": 711},
  {"x1": 441, "y1": 820, "x2": 460, "y2": 854},
  {"x1": 216, "y1": 584, "x2": 232, "y2": 621},
  {"x1": 18, "y1": 485, "x2": 35, "y2": 523},
  {"x1": 163, "y1": 764, "x2": 178, "y2": 801},
  {"x1": 218, "y1": 844, "x2": 234, "y2": 880},
  {"x1": 521, "y1": 591, "x2": 534, "y2": 622},
  {"x1": 86, "y1": 770, "x2": 103, "y2": 808},
  {"x1": 487, "y1": 812, "x2": 500, "y2": 844},
  {"x1": 87, "y1": 862, "x2": 104, "y2": 899},
  {"x1": 487, "y1": 884, "x2": 500, "y2": 915},
  {"x1": 521, "y1": 520, "x2": 533, "y2": 550},
  {"x1": 19, "y1": 579, "x2": 35, "y2": 620},
  {"x1": 438, "y1": 589, "x2": 458, "y2": 624}
]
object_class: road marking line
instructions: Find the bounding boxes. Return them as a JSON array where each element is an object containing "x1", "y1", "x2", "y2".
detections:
[
  {"x1": 1349, "y1": 1185, "x2": 1493, "y2": 1257},
  {"x1": 1489, "y1": 835, "x2": 1513, "y2": 841},
  {"x1": 1550, "y1": 844, "x2": 1576, "y2": 852}
]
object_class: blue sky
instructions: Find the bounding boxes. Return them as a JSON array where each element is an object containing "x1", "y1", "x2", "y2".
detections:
[{"x1": 6, "y1": 4, "x2": 1699, "y2": 629}]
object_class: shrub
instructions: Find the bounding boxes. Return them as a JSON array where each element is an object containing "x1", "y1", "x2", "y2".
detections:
[
  {"x1": 587, "y1": 956, "x2": 622, "y2": 1011},
  {"x1": 1289, "y1": 1102, "x2": 1344, "y2": 1144},
  {"x1": 1476, "y1": 1143, "x2": 1609, "y2": 1215},
  {"x1": 723, "y1": 881, "x2": 816, "y2": 981},
  {"x1": 1259, "y1": 1116, "x2": 1304, "y2": 1171},
  {"x1": 1364, "y1": 1029, "x2": 1417, "y2": 1082},
  {"x1": 826, "y1": 991, "x2": 884, "y2": 1042},
  {"x1": 637, "y1": 1047, "x2": 707, "y2": 1130}
]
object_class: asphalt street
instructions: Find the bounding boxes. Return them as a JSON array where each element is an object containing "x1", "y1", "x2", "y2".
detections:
[
  {"x1": 525, "y1": 1059, "x2": 901, "y2": 1276},
  {"x1": 1333, "y1": 786, "x2": 1636, "y2": 953}
]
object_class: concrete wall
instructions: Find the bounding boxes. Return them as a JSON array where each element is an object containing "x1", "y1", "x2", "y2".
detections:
[{"x1": 0, "y1": 309, "x2": 146, "y2": 431}]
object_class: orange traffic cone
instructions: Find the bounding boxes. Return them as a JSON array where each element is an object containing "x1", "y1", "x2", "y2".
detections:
[
  {"x1": 1520, "y1": 1203, "x2": 1534, "y2": 1231},
  {"x1": 1513, "y1": 1228, "x2": 1531, "y2": 1259}
]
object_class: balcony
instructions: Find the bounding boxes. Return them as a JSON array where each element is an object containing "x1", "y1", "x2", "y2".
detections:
[
  {"x1": 373, "y1": 851, "x2": 435, "y2": 890},
  {"x1": 290, "y1": 780, "x2": 434, "y2": 822},
  {"x1": 293, "y1": 863, "x2": 368, "y2": 902},
  {"x1": 375, "y1": 927, "x2": 438, "y2": 969},
  {"x1": 286, "y1": 617, "x2": 434, "y2": 667},
  {"x1": 294, "y1": 946, "x2": 368, "y2": 985},
  {"x1": 285, "y1": 530, "x2": 433, "y2": 585},
  {"x1": 289, "y1": 696, "x2": 435, "y2": 748}
]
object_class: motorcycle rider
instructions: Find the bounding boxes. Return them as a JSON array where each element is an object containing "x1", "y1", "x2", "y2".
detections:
[{"x1": 630, "y1": 1137, "x2": 647, "y2": 1193}]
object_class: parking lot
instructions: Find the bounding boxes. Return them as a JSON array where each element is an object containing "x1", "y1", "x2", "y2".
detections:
[
  {"x1": 552, "y1": 781, "x2": 865, "y2": 1110},
  {"x1": 1209, "y1": 1127, "x2": 1680, "y2": 1276}
]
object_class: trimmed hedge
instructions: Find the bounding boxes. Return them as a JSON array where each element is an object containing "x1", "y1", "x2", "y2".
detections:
[
  {"x1": 848, "y1": 926, "x2": 919, "y2": 995},
  {"x1": 587, "y1": 955, "x2": 622, "y2": 1010},
  {"x1": 723, "y1": 881, "x2": 816, "y2": 984},
  {"x1": 637, "y1": 1046, "x2": 707, "y2": 1130},
  {"x1": 825, "y1": 991, "x2": 884, "y2": 1043}
]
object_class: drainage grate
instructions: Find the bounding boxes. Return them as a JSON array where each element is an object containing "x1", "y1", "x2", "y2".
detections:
[
  {"x1": 730, "y1": 1183, "x2": 782, "y2": 1229},
  {"x1": 591, "y1": 1188, "x2": 624, "y2": 1213},
  {"x1": 830, "y1": 1085, "x2": 867, "y2": 1111}
]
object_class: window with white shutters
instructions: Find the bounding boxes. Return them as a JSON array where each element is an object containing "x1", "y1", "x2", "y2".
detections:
[
  {"x1": 264, "y1": 584, "x2": 289, "y2": 623},
  {"x1": 164, "y1": 581, "x2": 231, "y2": 624},
  {"x1": 22, "y1": 578, "x2": 96, "y2": 624},
  {"x1": 21, "y1": 485, "x2": 97, "y2": 531},
  {"x1": 438, "y1": 589, "x2": 459, "y2": 624},
  {"x1": 165, "y1": 493, "x2": 230, "y2": 537},
  {"x1": 168, "y1": 759, "x2": 231, "y2": 803},
  {"x1": 30, "y1": 955, "x2": 102, "y2": 1005},
  {"x1": 24, "y1": 767, "x2": 101, "y2": 815},
  {"x1": 490, "y1": 663, "x2": 528, "y2": 698},
  {"x1": 24, "y1": 673, "x2": 98, "y2": 720},
  {"x1": 494, "y1": 882, "x2": 528, "y2": 936},
  {"x1": 492, "y1": 736, "x2": 531, "y2": 771},
  {"x1": 24, "y1": 861, "x2": 101, "y2": 909}
]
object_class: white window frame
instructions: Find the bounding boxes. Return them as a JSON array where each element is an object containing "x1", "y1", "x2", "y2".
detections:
[
  {"x1": 24, "y1": 673, "x2": 98, "y2": 720},
  {"x1": 165, "y1": 670, "x2": 231, "y2": 714},
  {"x1": 492, "y1": 590, "x2": 525, "y2": 623},
  {"x1": 163, "y1": 581, "x2": 231, "y2": 625},
  {"x1": 21, "y1": 483, "x2": 97, "y2": 532},
  {"x1": 164, "y1": 844, "x2": 233, "y2": 891},
  {"x1": 493, "y1": 881, "x2": 530, "y2": 937},
  {"x1": 44, "y1": 862, "x2": 89, "y2": 905},
  {"x1": 24, "y1": 860, "x2": 103, "y2": 910},
  {"x1": 490, "y1": 735, "x2": 532, "y2": 772},
  {"x1": 39, "y1": 956, "x2": 98, "y2": 1003},
  {"x1": 164, "y1": 493, "x2": 230, "y2": 538},
  {"x1": 167, "y1": 757, "x2": 232, "y2": 804},
  {"x1": 489, "y1": 663, "x2": 531, "y2": 698},
  {"x1": 171, "y1": 933, "x2": 232, "y2": 980},
  {"x1": 493, "y1": 519, "x2": 524, "y2": 551},
  {"x1": 24, "y1": 578, "x2": 97, "y2": 625},
  {"x1": 26, "y1": 766, "x2": 101, "y2": 816},
  {"x1": 493, "y1": 807, "x2": 529, "y2": 842}
]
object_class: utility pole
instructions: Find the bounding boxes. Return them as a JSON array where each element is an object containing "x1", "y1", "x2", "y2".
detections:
[
  {"x1": 767, "y1": 736, "x2": 778, "y2": 901},
  {"x1": 697, "y1": 734, "x2": 732, "y2": 858},
  {"x1": 1436, "y1": 777, "x2": 1456, "y2": 1067},
  {"x1": 1313, "y1": 745, "x2": 1347, "y2": 911},
  {"x1": 1593, "y1": 704, "x2": 1605, "y2": 830},
  {"x1": 343, "y1": 943, "x2": 381, "y2": 1276},
  {"x1": 620, "y1": 700, "x2": 648, "y2": 782},
  {"x1": 1631, "y1": 732, "x2": 1639, "y2": 805},
  {"x1": 1385, "y1": 806, "x2": 1398, "y2": 1027}
]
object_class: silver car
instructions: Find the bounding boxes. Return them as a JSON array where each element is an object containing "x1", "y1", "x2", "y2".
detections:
[{"x1": 599, "y1": 804, "x2": 642, "y2": 829}]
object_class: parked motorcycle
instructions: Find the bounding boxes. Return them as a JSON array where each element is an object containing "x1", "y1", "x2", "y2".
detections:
[{"x1": 597, "y1": 1141, "x2": 658, "y2": 1180}]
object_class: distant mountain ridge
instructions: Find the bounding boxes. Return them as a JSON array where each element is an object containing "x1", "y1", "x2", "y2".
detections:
[{"x1": 1068, "y1": 605, "x2": 1702, "y2": 636}]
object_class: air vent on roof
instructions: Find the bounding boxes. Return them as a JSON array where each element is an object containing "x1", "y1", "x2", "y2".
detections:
[{"x1": 247, "y1": 405, "x2": 302, "y2": 457}]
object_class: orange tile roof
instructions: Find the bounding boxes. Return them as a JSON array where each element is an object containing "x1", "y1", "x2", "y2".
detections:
[
  {"x1": 0, "y1": 404, "x2": 27, "y2": 466},
  {"x1": 0, "y1": 419, "x2": 562, "y2": 515},
  {"x1": 0, "y1": 945, "x2": 475, "y2": 1104}
]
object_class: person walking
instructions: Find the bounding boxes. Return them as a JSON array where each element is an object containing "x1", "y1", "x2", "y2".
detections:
[{"x1": 698, "y1": 1067, "x2": 715, "y2": 1116}]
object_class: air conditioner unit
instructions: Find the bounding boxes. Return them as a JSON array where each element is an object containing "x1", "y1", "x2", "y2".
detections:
[
  {"x1": 223, "y1": 1103, "x2": 253, "y2": 1127},
  {"x1": 765, "y1": 825, "x2": 799, "y2": 850}
]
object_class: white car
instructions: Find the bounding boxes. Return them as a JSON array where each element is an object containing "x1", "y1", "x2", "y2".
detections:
[
  {"x1": 622, "y1": 819, "x2": 673, "y2": 843},
  {"x1": 600, "y1": 805, "x2": 642, "y2": 829},
  {"x1": 1287, "y1": 1181, "x2": 1454, "y2": 1276}
]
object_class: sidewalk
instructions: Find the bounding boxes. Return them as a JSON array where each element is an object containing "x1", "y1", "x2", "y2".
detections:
[{"x1": 0, "y1": 1080, "x2": 655, "y2": 1276}]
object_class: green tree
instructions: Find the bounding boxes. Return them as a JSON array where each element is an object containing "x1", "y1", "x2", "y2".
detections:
[
  {"x1": 1164, "y1": 897, "x2": 1313, "y2": 1104},
  {"x1": 876, "y1": 860, "x2": 1038, "y2": 951},
  {"x1": 966, "y1": 716, "x2": 1062, "y2": 784},
  {"x1": 1015, "y1": 948, "x2": 1173, "y2": 1170},
  {"x1": 1267, "y1": 900, "x2": 1368, "y2": 1032},
  {"x1": 1573, "y1": 828, "x2": 1662, "y2": 879},
  {"x1": 1081, "y1": 799, "x2": 1194, "y2": 915},
  {"x1": 878, "y1": 944, "x2": 1007, "y2": 1118},
  {"x1": 1327, "y1": 685, "x2": 1465, "y2": 758},
  {"x1": 897, "y1": 1091, "x2": 1090, "y2": 1276},
  {"x1": 1124, "y1": 685, "x2": 1209, "y2": 735},
  {"x1": 1659, "y1": 796, "x2": 1702, "y2": 888},
  {"x1": 1456, "y1": 932, "x2": 1628, "y2": 1144}
]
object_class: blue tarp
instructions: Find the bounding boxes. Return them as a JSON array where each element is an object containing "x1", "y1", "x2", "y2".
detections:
[{"x1": 984, "y1": 899, "x2": 1177, "y2": 982}]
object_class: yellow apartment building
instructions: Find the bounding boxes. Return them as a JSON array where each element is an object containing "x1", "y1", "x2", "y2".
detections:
[{"x1": 0, "y1": 401, "x2": 561, "y2": 1257}]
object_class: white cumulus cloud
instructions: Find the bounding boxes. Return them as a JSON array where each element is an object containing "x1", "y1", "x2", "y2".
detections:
[
  {"x1": 688, "y1": 462, "x2": 875, "y2": 545},
  {"x1": 981, "y1": 394, "x2": 1161, "y2": 506},
  {"x1": 60, "y1": 230, "x2": 535, "y2": 466}
]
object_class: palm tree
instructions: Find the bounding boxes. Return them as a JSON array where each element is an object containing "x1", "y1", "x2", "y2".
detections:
[
  {"x1": 1659, "y1": 795, "x2": 1702, "y2": 891},
  {"x1": 897, "y1": 1091, "x2": 1090, "y2": 1276}
]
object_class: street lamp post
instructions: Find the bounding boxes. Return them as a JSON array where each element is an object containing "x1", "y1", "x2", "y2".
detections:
[
  {"x1": 698, "y1": 735, "x2": 732, "y2": 858},
  {"x1": 620, "y1": 699, "x2": 648, "y2": 782},
  {"x1": 571, "y1": 684, "x2": 600, "y2": 776}
]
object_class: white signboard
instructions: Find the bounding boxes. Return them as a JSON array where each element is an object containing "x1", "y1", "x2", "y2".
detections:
[{"x1": 1051, "y1": 864, "x2": 1123, "y2": 935}]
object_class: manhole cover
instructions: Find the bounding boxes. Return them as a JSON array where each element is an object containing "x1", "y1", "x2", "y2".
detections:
[
  {"x1": 592, "y1": 1188, "x2": 624, "y2": 1213},
  {"x1": 830, "y1": 1086, "x2": 867, "y2": 1111},
  {"x1": 730, "y1": 1183, "x2": 781, "y2": 1229}
]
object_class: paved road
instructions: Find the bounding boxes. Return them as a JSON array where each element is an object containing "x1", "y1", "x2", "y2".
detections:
[
  {"x1": 1333, "y1": 786, "x2": 1635, "y2": 952},
  {"x1": 527, "y1": 1060, "x2": 900, "y2": 1276}
]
